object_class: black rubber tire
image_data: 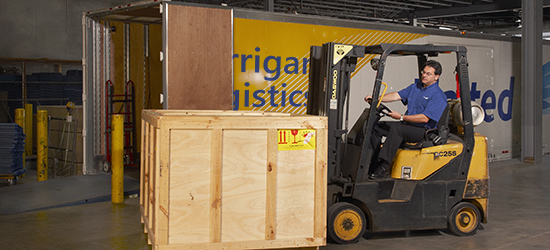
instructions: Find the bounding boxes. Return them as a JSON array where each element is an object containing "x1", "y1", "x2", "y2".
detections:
[
  {"x1": 327, "y1": 202, "x2": 367, "y2": 244},
  {"x1": 448, "y1": 201, "x2": 481, "y2": 236},
  {"x1": 102, "y1": 160, "x2": 111, "y2": 172}
]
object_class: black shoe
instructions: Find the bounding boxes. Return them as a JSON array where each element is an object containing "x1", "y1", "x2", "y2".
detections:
[
  {"x1": 369, "y1": 162, "x2": 391, "y2": 180},
  {"x1": 369, "y1": 168, "x2": 389, "y2": 180}
]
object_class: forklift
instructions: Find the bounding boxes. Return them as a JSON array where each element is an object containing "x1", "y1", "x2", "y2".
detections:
[{"x1": 307, "y1": 43, "x2": 489, "y2": 243}]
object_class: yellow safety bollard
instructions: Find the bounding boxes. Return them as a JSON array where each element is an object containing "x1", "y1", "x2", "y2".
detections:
[
  {"x1": 15, "y1": 108, "x2": 26, "y2": 175},
  {"x1": 111, "y1": 115, "x2": 124, "y2": 203},
  {"x1": 37, "y1": 110, "x2": 48, "y2": 181},
  {"x1": 25, "y1": 104, "x2": 33, "y2": 156}
]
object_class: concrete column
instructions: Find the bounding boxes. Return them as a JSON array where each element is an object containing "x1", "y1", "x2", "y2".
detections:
[{"x1": 521, "y1": 0, "x2": 543, "y2": 163}]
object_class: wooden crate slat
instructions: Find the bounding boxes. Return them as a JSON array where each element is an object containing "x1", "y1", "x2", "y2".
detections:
[
  {"x1": 210, "y1": 129, "x2": 223, "y2": 243},
  {"x1": 314, "y1": 128, "x2": 327, "y2": 240},
  {"x1": 139, "y1": 120, "x2": 149, "y2": 223},
  {"x1": 152, "y1": 126, "x2": 161, "y2": 244},
  {"x1": 156, "y1": 238, "x2": 324, "y2": 250},
  {"x1": 265, "y1": 129, "x2": 278, "y2": 240}
]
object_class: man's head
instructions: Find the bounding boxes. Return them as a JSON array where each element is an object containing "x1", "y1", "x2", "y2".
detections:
[{"x1": 421, "y1": 60, "x2": 442, "y2": 87}]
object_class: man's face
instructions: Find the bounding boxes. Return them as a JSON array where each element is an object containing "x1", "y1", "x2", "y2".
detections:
[{"x1": 421, "y1": 65, "x2": 439, "y2": 86}]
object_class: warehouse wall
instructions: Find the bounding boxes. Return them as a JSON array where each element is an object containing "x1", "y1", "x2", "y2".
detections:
[{"x1": 0, "y1": 0, "x2": 130, "y2": 60}]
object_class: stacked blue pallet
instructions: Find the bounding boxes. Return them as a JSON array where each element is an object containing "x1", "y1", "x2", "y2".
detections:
[
  {"x1": 0, "y1": 70, "x2": 83, "y2": 118},
  {"x1": 0, "y1": 124, "x2": 26, "y2": 177},
  {"x1": 0, "y1": 75, "x2": 23, "y2": 119},
  {"x1": 38, "y1": 73, "x2": 65, "y2": 106},
  {"x1": 63, "y1": 70, "x2": 83, "y2": 105},
  {"x1": 26, "y1": 73, "x2": 41, "y2": 103}
]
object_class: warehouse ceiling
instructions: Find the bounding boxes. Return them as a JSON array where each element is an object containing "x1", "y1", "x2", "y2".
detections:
[{"x1": 180, "y1": 0, "x2": 550, "y2": 37}]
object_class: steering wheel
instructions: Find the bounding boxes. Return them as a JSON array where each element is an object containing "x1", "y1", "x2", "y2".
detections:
[{"x1": 366, "y1": 97, "x2": 392, "y2": 116}]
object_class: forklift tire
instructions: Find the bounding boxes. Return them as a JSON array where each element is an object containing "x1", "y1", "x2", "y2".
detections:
[
  {"x1": 448, "y1": 201, "x2": 481, "y2": 236},
  {"x1": 327, "y1": 202, "x2": 366, "y2": 244}
]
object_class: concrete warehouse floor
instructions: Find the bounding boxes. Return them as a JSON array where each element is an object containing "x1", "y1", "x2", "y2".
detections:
[{"x1": 1, "y1": 157, "x2": 550, "y2": 250}]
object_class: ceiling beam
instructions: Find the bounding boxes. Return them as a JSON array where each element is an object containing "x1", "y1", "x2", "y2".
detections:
[
  {"x1": 442, "y1": 0, "x2": 472, "y2": 5},
  {"x1": 367, "y1": 0, "x2": 432, "y2": 9},
  {"x1": 413, "y1": 0, "x2": 550, "y2": 19},
  {"x1": 406, "y1": 0, "x2": 452, "y2": 7}
]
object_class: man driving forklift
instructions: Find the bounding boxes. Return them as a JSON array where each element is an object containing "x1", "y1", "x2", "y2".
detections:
[
  {"x1": 308, "y1": 43, "x2": 489, "y2": 243},
  {"x1": 366, "y1": 60, "x2": 447, "y2": 179}
]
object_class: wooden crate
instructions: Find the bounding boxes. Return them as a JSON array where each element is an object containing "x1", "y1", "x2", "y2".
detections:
[{"x1": 140, "y1": 110, "x2": 327, "y2": 250}]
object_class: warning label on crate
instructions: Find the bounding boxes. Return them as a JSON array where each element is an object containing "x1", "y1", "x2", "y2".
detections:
[{"x1": 278, "y1": 129, "x2": 316, "y2": 151}]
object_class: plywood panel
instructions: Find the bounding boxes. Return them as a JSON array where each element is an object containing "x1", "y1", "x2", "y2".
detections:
[
  {"x1": 276, "y1": 150, "x2": 316, "y2": 239},
  {"x1": 169, "y1": 130, "x2": 212, "y2": 244},
  {"x1": 165, "y1": 5, "x2": 232, "y2": 110},
  {"x1": 221, "y1": 130, "x2": 267, "y2": 241}
]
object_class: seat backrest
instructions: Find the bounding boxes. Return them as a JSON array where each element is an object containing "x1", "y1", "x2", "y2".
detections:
[
  {"x1": 425, "y1": 104, "x2": 451, "y2": 147},
  {"x1": 439, "y1": 104, "x2": 451, "y2": 130}
]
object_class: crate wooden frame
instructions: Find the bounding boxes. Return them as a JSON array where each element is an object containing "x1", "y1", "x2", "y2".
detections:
[{"x1": 140, "y1": 110, "x2": 327, "y2": 250}]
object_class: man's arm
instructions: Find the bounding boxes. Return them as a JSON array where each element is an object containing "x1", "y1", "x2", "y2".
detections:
[
  {"x1": 398, "y1": 113, "x2": 429, "y2": 123},
  {"x1": 384, "y1": 109, "x2": 429, "y2": 123},
  {"x1": 364, "y1": 89, "x2": 428, "y2": 123},
  {"x1": 364, "y1": 92, "x2": 402, "y2": 103}
]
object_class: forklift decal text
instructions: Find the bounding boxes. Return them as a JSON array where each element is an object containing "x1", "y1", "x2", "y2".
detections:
[
  {"x1": 331, "y1": 70, "x2": 338, "y2": 100},
  {"x1": 431, "y1": 150, "x2": 457, "y2": 159},
  {"x1": 232, "y1": 47, "x2": 309, "y2": 81},
  {"x1": 233, "y1": 82, "x2": 308, "y2": 110},
  {"x1": 330, "y1": 70, "x2": 338, "y2": 109}
]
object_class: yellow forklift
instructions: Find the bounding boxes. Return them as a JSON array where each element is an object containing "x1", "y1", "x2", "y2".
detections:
[{"x1": 307, "y1": 43, "x2": 489, "y2": 243}]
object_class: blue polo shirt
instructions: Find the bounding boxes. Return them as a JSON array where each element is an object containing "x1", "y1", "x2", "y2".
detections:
[{"x1": 397, "y1": 80, "x2": 447, "y2": 129}]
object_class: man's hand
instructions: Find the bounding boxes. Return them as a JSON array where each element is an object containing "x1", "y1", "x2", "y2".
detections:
[
  {"x1": 364, "y1": 95, "x2": 372, "y2": 103},
  {"x1": 388, "y1": 111, "x2": 401, "y2": 120}
]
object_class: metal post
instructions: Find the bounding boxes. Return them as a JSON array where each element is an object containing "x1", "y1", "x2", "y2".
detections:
[
  {"x1": 124, "y1": 23, "x2": 130, "y2": 84},
  {"x1": 103, "y1": 21, "x2": 111, "y2": 159},
  {"x1": 15, "y1": 108, "x2": 25, "y2": 173},
  {"x1": 144, "y1": 24, "x2": 149, "y2": 109},
  {"x1": 24, "y1": 104, "x2": 33, "y2": 156},
  {"x1": 521, "y1": 0, "x2": 543, "y2": 163},
  {"x1": 83, "y1": 15, "x2": 93, "y2": 174},
  {"x1": 111, "y1": 114, "x2": 124, "y2": 203},
  {"x1": 265, "y1": 0, "x2": 274, "y2": 12},
  {"x1": 37, "y1": 110, "x2": 48, "y2": 181}
]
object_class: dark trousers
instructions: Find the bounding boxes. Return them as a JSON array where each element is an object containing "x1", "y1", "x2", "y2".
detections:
[{"x1": 370, "y1": 121, "x2": 426, "y2": 166}]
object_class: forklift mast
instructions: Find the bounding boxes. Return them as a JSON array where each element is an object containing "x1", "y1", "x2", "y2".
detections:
[
  {"x1": 307, "y1": 44, "x2": 366, "y2": 184},
  {"x1": 307, "y1": 43, "x2": 476, "y2": 185}
]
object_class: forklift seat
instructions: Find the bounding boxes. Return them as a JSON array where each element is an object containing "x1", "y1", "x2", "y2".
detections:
[{"x1": 401, "y1": 104, "x2": 451, "y2": 149}]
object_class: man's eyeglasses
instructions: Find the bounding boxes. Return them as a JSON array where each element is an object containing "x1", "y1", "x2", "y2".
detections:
[{"x1": 420, "y1": 71, "x2": 434, "y2": 76}]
